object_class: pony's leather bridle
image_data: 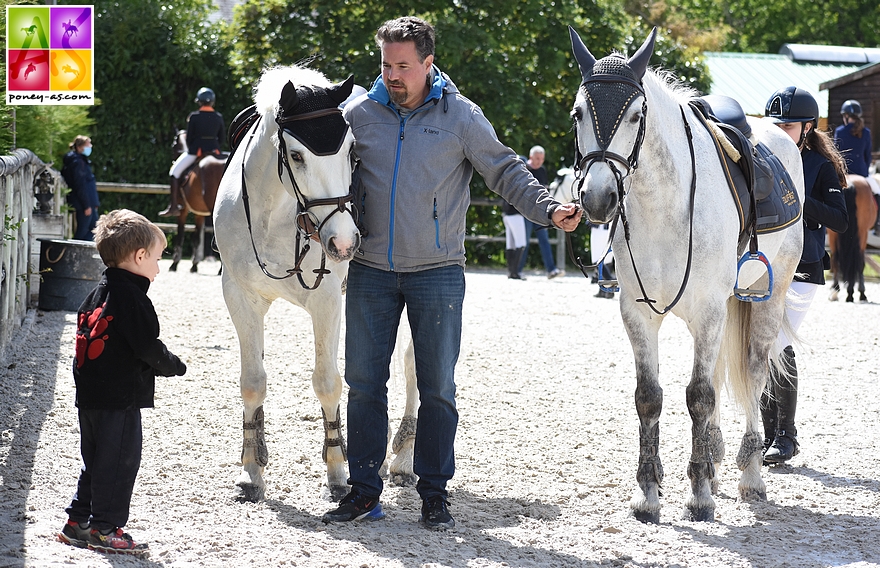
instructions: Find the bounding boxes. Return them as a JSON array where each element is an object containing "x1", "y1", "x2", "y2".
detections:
[
  {"x1": 570, "y1": 75, "x2": 699, "y2": 316},
  {"x1": 238, "y1": 108, "x2": 356, "y2": 290}
]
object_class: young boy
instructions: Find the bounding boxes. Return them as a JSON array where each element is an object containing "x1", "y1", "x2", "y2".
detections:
[{"x1": 57, "y1": 209, "x2": 187, "y2": 556}]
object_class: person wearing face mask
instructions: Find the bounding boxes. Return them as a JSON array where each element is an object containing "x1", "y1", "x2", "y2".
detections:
[
  {"x1": 61, "y1": 135, "x2": 100, "y2": 241},
  {"x1": 761, "y1": 86, "x2": 848, "y2": 464}
]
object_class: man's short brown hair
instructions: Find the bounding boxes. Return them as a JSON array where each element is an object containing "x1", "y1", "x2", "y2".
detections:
[
  {"x1": 375, "y1": 16, "x2": 435, "y2": 63},
  {"x1": 93, "y1": 209, "x2": 166, "y2": 267}
]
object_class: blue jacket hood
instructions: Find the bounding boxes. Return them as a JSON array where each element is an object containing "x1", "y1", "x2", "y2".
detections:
[{"x1": 367, "y1": 65, "x2": 449, "y2": 108}]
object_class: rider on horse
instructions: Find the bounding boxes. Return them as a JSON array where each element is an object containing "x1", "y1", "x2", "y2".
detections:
[{"x1": 160, "y1": 87, "x2": 226, "y2": 217}]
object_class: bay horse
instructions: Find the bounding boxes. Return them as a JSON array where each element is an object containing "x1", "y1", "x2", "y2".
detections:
[
  {"x1": 568, "y1": 27, "x2": 805, "y2": 523},
  {"x1": 828, "y1": 174, "x2": 878, "y2": 302},
  {"x1": 213, "y1": 65, "x2": 417, "y2": 502},
  {"x1": 170, "y1": 130, "x2": 225, "y2": 273}
]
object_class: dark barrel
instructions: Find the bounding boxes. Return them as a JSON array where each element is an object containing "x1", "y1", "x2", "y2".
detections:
[{"x1": 38, "y1": 239, "x2": 105, "y2": 311}]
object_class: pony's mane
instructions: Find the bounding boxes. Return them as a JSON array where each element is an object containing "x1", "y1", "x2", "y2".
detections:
[
  {"x1": 642, "y1": 67, "x2": 699, "y2": 106},
  {"x1": 253, "y1": 65, "x2": 331, "y2": 119}
]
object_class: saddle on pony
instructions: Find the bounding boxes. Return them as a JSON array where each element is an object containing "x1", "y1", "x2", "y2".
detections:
[{"x1": 690, "y1": 95, "x2": 801, "y2": 243}]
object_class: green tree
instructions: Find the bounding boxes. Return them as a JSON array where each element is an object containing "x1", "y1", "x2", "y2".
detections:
[
  {"x1": 229, "y1": 1, "x2": 671, "y2": 265},
  {"x1": 660, "y1": 0, "x2": 880, "y2": 53},
  {"x1": 63, "y1": 0, "x2": 249, "y2": 216}
]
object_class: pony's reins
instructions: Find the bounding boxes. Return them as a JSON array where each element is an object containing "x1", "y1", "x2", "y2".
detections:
[
  {"x1": 570, "y1": 78, "x2": 698, "y2": 315},
  {"x1": 236, "y1": 108, "x2": 355, "y2": 290}
]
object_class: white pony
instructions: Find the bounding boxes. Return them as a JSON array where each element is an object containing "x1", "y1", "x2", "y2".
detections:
[
  {"x1": 568, "y1": 28, "x2": 804, "y2": 522},
  {"x1": 214, "y1": 65, "x2": 417, "y2": 502}
]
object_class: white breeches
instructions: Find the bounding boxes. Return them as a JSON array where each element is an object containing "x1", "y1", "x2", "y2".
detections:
[
  {"x1": 775, "y1": 281, "x2": 818, "y2": 349},
  {"x1": 169, "y1": 153, "x2": 197, "y2": 178},
  {"x1": 590, "y1": 224, "x2": 614, "y2": 264},
  {"x1": 502, "y1": 214, "x2": 527, "y2": 249}
]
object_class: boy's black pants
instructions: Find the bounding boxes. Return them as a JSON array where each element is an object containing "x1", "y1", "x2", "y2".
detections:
[{"x1": 65, "y1": 406, "x2": 142, "y2": 532}]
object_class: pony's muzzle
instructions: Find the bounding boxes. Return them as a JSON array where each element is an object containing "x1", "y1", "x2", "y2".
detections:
[
  {"x1": 325, "y1": 232, "x2": 360, "y2": 262},
  {"x1": 580, "y1": 189, "x2": 618, "y2": 225}
]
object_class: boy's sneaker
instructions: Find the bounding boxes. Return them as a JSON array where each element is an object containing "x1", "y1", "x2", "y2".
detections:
[
  {"x1": 420, "y1": 495, "x2": 455, "y2": 530},
  {"x1": 57, "y1": 519, "x2": 90, "y2": 548},
  {"x1": 322, "y1": 489, "x2": 385, "y2": 523},
  {"x1": 88, "y1": 528, "x2": 149, "y2": 556}
]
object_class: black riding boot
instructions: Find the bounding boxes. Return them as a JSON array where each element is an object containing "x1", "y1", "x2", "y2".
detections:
[
  {"x1": 159, "y1": 176, "x2": 183, "y2": 217},
  {"x1": 506, "y1": 247, "x2": 525, "y2": 279},
  {"x1": 760, "y1": 382, "x2": 777, "y2": 456},
  {"x1": 874, "y1": 194, "x2": 880, "y2": 233},
  {"x1": 764, "y1": 346, "x2": 799, "y2": 464}
]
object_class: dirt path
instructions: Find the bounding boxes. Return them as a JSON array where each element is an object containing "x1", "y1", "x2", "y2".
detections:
[{"x1": 1, "y1": 257, "x2": 878, "y2": 567}]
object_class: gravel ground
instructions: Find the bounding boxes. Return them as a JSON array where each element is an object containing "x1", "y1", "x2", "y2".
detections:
[{"x1": 1, "y1": 256, "x2": 878, "y2": 567}]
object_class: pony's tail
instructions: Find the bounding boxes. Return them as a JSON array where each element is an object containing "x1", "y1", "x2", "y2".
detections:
[
  {"x1": 836, "y1": 185, "x2": 863, "y2": 287},
  {"x1": 719, "y1": 297, "x2": 753, "y2": 411}
]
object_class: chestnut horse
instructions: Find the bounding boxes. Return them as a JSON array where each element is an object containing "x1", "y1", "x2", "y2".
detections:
[
  {"x1": 828, "y1": 174, "x2": 878, "y2": 302},
  {"x1": 169, "y1": 130, "x2": 226, "y2": 273}
]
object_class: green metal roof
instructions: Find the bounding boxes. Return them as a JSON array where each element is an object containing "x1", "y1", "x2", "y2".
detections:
[{"x1": 703, "y1": 52, "x2": 861, "y2": 117}]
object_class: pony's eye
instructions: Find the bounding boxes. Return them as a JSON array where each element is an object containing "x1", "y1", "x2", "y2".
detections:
[
  {"x1": 629, "y1": 111, "x2": 642, "y2": 124},
  {"x1": 290, "y1": 151, "x2": 303, "y2": 163},
  {"x1": 571, "y1": 107, "x2": 582, "y2": 122}
]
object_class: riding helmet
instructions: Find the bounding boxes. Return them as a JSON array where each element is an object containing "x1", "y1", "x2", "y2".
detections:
[
  {"x1": 840, "y1": 99, "x2": 862, "y2": 117},
  {"x1": 764, "y1": 86, "x2": 819, "y2": 125},
  {"x1": 195, "y1": 87, "x2": 216, "y2": 106}
]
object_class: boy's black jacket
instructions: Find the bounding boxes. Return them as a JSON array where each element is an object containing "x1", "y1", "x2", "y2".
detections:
[{"x1": 73, "y1": 268, "x2": 186, "y2": 409}]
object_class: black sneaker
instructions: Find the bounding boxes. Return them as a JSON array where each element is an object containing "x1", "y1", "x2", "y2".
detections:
[
  {"x1": 57, "y1": 519, "x2": 90, "y2": 548},
  {"x1": 322, "y1": 490, "x2": 385, "y2": 523},
  {"x1": 420, "y1": 495, "x2": 454, "y2": 530}
]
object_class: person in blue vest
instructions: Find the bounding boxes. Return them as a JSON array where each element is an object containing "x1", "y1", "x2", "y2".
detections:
[
  {"x1": 762, "y1": 86, "x2": 848, "y2": 464},
  {"x1": 834, "y1": 99, "x2": 880, "y2": 232},
  {"x1": 160, "y1": 87, "x2": 225, "y2": 217}
]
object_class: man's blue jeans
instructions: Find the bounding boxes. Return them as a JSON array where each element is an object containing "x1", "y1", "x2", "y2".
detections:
[
  {"x1": 518, "y1": 220, "x2": 557, "y2": 273},
  {"x1": 345, "y1": 262, "x2": 464, "y2": 500}
]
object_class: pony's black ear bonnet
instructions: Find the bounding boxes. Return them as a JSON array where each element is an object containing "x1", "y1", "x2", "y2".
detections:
[
  {"x1": 570, "y1": 27, "x2": 656, "y2": 151},
  {"x1": 276, "y1": 75, "x2": 355, "y2": 156}
]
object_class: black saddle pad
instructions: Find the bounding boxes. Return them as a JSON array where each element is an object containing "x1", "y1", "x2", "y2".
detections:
[{"x1": 690, "y1": 100, "x2": 801, "y2": 237}]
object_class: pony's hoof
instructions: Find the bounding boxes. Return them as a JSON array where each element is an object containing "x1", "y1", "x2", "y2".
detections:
[
  {"x1": 190, "y1": 264, "x2": 198, "y2": 273},
  {"x1": 328, "y1": 484, "x2": 349, "y2": 501},
  {"x1": 389, "y1": 472, "x2": 417, "y2": 486},
  {"x1": 739, "y1": 486, "x2": 767, "y2": 502},
  {"x1": 686, "y1": 506, "x2": 715, "y2": 522},
  {"x1": 169, "y1": 263, "x2": 179, "y2": 272},
  {"x1": 846, "y1": 295, "x2": 854, "y2": 302},
  {"x1": 632, "y1": 509, "x2": 660, "y2": 524},
  {"x1": 236, "y1": 482, "x2": 265, "y2": 502},
  {"x1": 860, "y1": 294, "x2": 868, "y2": 303}
]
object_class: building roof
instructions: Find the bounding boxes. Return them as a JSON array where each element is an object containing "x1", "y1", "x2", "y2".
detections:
[
  {"x1": 703, "y1": 52, "x2": 862, "y2": 117},
  {"x1": 819, "y1": 61, "x2": 880, "y2": 91},
  {"x1": 778, "y1": 44, "x2": 880, "y2": 65}
]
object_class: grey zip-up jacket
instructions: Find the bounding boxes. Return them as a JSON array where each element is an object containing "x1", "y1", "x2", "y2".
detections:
[{"x1": 343, "y1": 67, "x2": 560, "y2": 272}]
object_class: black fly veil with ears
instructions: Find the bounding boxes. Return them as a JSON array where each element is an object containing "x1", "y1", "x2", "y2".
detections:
[{"x1": 275, "y1": 75, "x2": 355, "y2": 156}]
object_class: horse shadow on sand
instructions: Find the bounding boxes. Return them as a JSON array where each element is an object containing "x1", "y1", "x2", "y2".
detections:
[
  {"x1": 0, "y1": 310, "x2": 171, "y2": 568},
  {"x1": 266, "y1": 489, "x2": 603, "y2": 567},
  {"x1": 675, "y1": 465, "x2": 880, "y2": 567},
  {"x1": 0, "y1": 312, "x2": 65, "y2": 566}
]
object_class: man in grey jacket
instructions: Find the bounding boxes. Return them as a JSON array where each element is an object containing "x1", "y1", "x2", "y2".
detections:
[{"x1": 322, "y1": 16, "x2": 581, "y2": 529}]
